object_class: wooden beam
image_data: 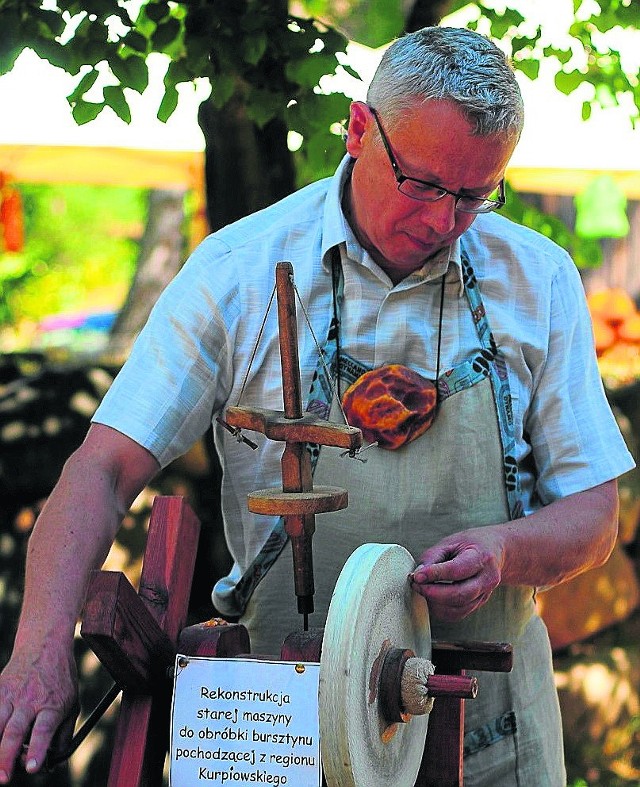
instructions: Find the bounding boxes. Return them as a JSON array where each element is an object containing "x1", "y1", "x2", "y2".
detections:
[
  {"x1": 81, "y1": 570, "x2": 174, "y2": 691},
  {"x1": 105, "y1": 496, "x2": 200, "y2": 787}
]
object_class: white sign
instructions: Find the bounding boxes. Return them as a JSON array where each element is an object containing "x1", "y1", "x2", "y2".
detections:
[{"x1": 170, "y1": 656, "x2": 322, "y2": 787}]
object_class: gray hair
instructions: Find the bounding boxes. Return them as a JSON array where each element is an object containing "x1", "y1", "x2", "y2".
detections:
[{"x1": 366, "y1": 26, "x2": 524, "y2": 140}]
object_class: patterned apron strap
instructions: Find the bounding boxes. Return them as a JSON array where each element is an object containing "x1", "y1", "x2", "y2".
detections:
[{"x1": 460, "y1": 252, "x2": 524, "y2": 520}]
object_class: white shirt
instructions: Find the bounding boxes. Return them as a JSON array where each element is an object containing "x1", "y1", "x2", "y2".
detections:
[{"x1": 93, "y1": 156, "x2": 635, "y2": 616}]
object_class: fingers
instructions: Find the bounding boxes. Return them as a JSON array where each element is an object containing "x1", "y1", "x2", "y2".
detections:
[
  {"x1": 0, "y1": 703, "x2": 74, "y2": 782},
  {"x1": 25, "y1": 708, "x2": 70, "y2": 774},
  {"x1": 411, "y1": 541, "x2": 501, "y2": 622},
  {"x1": 0, "y1": 705, "x2": 33, "y2": 783},
  {"x1": 0, "y1": 706, "x2": 59, "y2": 782},
  {"x1": 413, "y1": 574, "x2": 492, "y2": 621},
  {"x1": 0, "y1": 658, "x2": 78, "y2": 783}
]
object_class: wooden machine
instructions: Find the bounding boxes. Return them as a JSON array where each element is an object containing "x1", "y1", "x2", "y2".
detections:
[{"x1": 59, "y1": 263, "x2": 512, "y2": 785}]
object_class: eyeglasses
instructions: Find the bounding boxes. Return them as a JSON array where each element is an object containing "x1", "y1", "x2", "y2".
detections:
[{"x1": 369, "y1": 107, "x2": 506, "y2": 215}]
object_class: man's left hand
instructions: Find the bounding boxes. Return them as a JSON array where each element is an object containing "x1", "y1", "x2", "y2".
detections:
[{"x1": 411, "y1": 529, "x2": 505, "y2": 622}]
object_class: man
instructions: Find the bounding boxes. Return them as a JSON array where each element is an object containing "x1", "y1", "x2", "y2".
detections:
[{"x1": 0, "y1": 26, "x2": 633, "y2": 785}]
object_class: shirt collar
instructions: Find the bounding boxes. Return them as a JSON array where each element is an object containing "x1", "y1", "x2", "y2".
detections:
[
  {"x1": 321, "y1": 154, "x2": 465, "y2": 297},
  {"x1": 321, "y1": 154, "x2": 357, "y2": 265}
]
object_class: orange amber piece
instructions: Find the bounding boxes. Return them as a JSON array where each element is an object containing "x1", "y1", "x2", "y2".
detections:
[{"x1": 342, "y1": 364, "x2": 437, "y2": 450}]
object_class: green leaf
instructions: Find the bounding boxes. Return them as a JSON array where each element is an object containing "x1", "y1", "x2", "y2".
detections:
[
  {"x1": 511, "y1": 35, "x2": 538, "y2": 57},
  {"x1": 68, "y1": 68, "x2": 100, "y2": 102},
  {"x1": 103, "y1": 85, "x2": 132, "y2": 123},
  {"x1": 121, "y1": 30, "x2": 148, "y2": 54},
  {"x1": 514, "y1": 59, "x2": 540, "y2": 80},
  {"x1": 543, "y1": 46, "x2": 573, "y2": 66},
  {"x1": 157, "y1": 83, "x2": 179, "y2": 121},
  {"x1": 555, "y1": 70, "x2": 585, "y2": 95},
  {"x1": 0, "y1": 10, "x2": 22, "y2": 75},
  {"x1": 71, "y1": 98, "x2": 105, "y2": 124},
  {"x1": 33, "y1": 38, "x2": 76, "y2": 73},
  {"x1": 287, "y1": 91, "x2": 350, "y2": 139},
  {"x1": 151, "y1": 17, "x2": 181, "y2": 52},
  {"x1": 242, "y1": 32, "x2": 267, "y2": 66},
  {"x1": 209, "y1": 73, "x2": 235, "y2": 109},
  {"x1": 286, "y1": 53, "x2": 339, "y2": 89},
  {"x1": 133, "y1": 4, "x2": 156, "y2": 38},
  {"x1": 581, "y1": 101, "x2": 592, "y2": 121},
  {"x1": 109, "y1": 54, "x2": 148, "y2": 93},
  {"x1": 33, "y1": 8, "x2": 67, "y2": 38},
  {"x1": 164, "y1": 58, "x2": 193, "y2": 87},
  {"x1": 245, "y1": 88, "x2": 282, "y2": 128},
  {"x1": 145, "y1": 1, "x2": 170, "y2": 24}
]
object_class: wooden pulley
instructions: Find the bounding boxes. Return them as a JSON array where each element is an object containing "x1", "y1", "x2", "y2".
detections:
[{"x1": 319, "y1": 543, "x2": 431, "y2": 787}]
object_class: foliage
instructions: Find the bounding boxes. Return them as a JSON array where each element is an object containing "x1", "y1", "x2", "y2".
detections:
[
  {"x1": 0, "y1": 0, "x2": 636, "y2": 284},
  {"x1": 452, "y1": 0, "x2": 640, "y2": 126},
  {"x1": 0, "y1": 184, "x2": 145, "y2": 327},
  {"x1": 0, "y1": 0, "x2": 638, "y2": 171},
  {"x1": 0, "y1": 0, "x2": 357, "y2": 175},
  {"x1": 501, "y1": 183, "x2": 603, "y2": 269},
  {"x1": 300, "y1": 0, "x2": 640, "y2": 124},
  {"x1": 0, "y1": 0, "x2": 638, "y2": 143}
]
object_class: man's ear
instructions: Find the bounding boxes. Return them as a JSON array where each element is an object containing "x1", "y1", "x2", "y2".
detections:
[{"x1": 345, "y1": 101, "x2": 371, "y2": 158}]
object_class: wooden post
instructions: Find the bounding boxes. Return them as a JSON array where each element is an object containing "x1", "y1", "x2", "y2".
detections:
[
  {"x1": 224, "y1": 262, "x2": 361, "y2": 625},
  {"x1": 81, "y1": 495, "x2": 200, "y2": 787},
  {"x1": 415, "y1": 641, "x2": 513, "y2": 786}
]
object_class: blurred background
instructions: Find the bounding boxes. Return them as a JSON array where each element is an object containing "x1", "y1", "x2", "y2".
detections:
[{"x1": 0, "y1": 1, "x2": 639, "y2": 784}]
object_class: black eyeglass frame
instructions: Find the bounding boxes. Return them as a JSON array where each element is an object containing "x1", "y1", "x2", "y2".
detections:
[{"x1": 368, "y1": 106, "x2": 506, "y2": 215}]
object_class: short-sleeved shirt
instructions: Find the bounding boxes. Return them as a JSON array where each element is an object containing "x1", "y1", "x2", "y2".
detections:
[{"x1": 93, "y1": 155, "x2": 635, "y2": 617}]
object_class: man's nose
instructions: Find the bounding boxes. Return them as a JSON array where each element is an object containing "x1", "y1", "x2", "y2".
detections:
[{"x1": 419, "y1": 194, "x2": 457, "y2": 235}]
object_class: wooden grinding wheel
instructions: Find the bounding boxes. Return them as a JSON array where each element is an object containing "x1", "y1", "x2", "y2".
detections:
[{"x1": 319, "y1": 543, "x2": 431, "y2": 787}]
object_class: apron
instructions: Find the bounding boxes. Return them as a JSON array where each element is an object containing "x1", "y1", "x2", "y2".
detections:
[{"x1": 239, "y1": 251, "x2": 566, "y2": 786}]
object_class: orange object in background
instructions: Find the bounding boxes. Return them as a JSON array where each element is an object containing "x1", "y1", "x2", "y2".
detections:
[
  {"x1": 591, "y1": 315, "x2": 617, "y2": 356},
  {"x1": 587, "y1": 287, "x2": 636, "y2": 328},
  {"x1": 589, "y1": 287, "x2": 640, "y2": 388},
  {"x1": 618, "y1": 312, "x2": 640, "y2": 343},
  {"x1": 0, "y1": 185, "x2": 24, "y2": 252}
]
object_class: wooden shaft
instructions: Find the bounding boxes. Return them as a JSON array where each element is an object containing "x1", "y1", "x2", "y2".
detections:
[
  {"x1": 275, "y1": 261, "x2": 303, "y2": 419},
  {"x1": 426, "y1": 673, "x2": 478, "y2": 700},
  {"x1": 275, "y1": 262, "x2": 315, "y2": 617},
  {"x1": 379, "y1": 648, "x2": 478, "y2": 726},
  {"x1": 431, "y1": 639, "x2": 513, "y2": 673},
  {"x1": 281, "y1": 441, "x2": 312, "y2": 494}
]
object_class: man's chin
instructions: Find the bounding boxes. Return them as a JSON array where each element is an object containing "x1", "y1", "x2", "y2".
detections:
[{"x1": 405, "y1": 234, "x2": 446, "y2": 260}]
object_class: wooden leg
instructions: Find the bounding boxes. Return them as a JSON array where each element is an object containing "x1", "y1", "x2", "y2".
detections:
[
  {"x1": 80, "y1": 496, "x2": 200, "y2": 787},
  {"x1": 415, "y1": 671, "x2": 465, "y2": 786},
  {"x1": 415, "y1": 641, "x2": 514, "y2": 787}
]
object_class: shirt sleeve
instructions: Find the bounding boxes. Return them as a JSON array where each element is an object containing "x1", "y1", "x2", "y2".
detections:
[
  {"x1": 525, "y1": 254, "x2": 635, "y2": 504},
  {"x1": 92, "y1": 239, "x2": 239, "y2": 468}
]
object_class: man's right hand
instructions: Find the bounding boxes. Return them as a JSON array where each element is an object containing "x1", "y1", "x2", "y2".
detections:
[{"x1": 0, "y1": 644, "x2": 79, "y2": 782}]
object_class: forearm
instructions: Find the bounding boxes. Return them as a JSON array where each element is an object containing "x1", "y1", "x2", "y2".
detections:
[
  {"x1": 14, "y1": 454, "x2": 125, "y2": 652},
  {"x1": 13, "y1": 425, "x2": 160, "y2": 653},
  {"x1": 413, "y1": 480, "x2": 619, "y2": 621},
  {"x1": 496, "y1": 479, "x2": 619, "y2": 588}
]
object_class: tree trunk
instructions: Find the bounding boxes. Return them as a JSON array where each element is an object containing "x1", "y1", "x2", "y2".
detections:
[
  {"x1": 197, "y1": 0, "x2": 294, "y2": 232},
  {"x1": 198, "y1": 96, "x2": 296, "y2": 232},
  {"x1": 405, "y1": 0, "x2": 455, "y2": 29},
  {"x1": 105, "y1": 189, "x2": 187, "y2": 360}
]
